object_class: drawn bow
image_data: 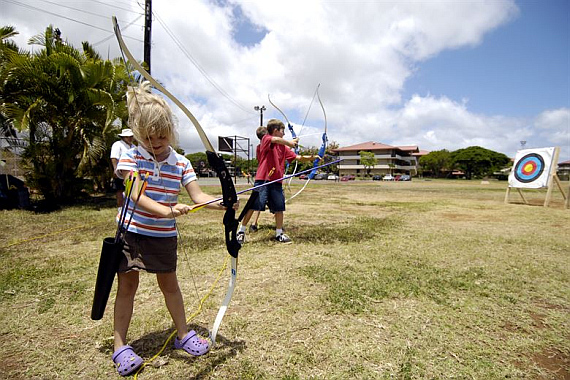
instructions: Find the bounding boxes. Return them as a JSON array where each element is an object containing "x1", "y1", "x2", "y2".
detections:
[
  {"x1": 113, "y1": 17, "x2": 255, "y2": 345},
  {"x1": 268, "y1": 94, "x2": 299, "y2": 191},
  {"x1": 288, "y1": 85, "x2": 328, "y2": 202}
]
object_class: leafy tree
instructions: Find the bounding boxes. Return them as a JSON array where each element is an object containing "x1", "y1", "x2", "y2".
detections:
[
  {"x1": 289, "y1": 139, "x2": 339, "y2": 174},
  {"x1": 0, "y1": 25, "x2": 20, "y2": 139},
  {"x1": 359, "y1": 151, "x2": 377, "y2": 177},
  {"x1": 186, "y1": 152, "x2": 208, "y2": 168},
  {"x1": 0, "y1": 25, "x2": 129, "y2": 203},
  {"x1": 419, "y1": 150, "x2": 452, "y2": 178},
  {"x1": 450, "y1": 146, "x2": 510, "y2": 179},
  {"x1": 324, "y1": 140, "x2": 340, "y2": 173}
]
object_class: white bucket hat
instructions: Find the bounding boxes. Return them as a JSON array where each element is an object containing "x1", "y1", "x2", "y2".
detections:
[{"x1": 118, "y1": 128, "x2": 134, "y2": 137}]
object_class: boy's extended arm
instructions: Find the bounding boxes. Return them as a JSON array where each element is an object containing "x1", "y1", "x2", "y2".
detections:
[
  {"x1": 270, "y1": 136, "x2": 298, "y2": 149},
  {"x1": 296, "y1": 154, "x2": 318, "y2": 162}
]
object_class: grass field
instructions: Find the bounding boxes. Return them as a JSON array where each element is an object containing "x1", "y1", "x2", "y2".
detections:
[{"x1": 0, "y1": 179, "x2": 569, "y2": 379}]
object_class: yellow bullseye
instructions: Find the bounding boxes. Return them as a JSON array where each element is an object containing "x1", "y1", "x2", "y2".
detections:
[{"x1": 523, "y1": 162, "x2": 535, "y2": 173}]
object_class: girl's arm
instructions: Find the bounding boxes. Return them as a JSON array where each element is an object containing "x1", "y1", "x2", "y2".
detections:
[
  {"x1": 120, "y1": 170, "x2": 184, "y2": 218},
  {"x1": 184, "y1": 180, "x2": 239, "y2": 211}
]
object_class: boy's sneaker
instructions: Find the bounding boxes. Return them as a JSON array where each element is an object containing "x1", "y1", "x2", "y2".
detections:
[
  {"x1": 237, "y1": 231, "x2": 246, "y2": 245},
  {"x1": 275, "y1": 233, "x2": 292, "y2": 244},
  {"x1": 249, "y1": 224, "x2": 258, "y2": 233}
]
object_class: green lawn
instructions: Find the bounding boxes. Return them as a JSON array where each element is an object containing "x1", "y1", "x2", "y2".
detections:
[{"x1": 1, "y1": 179, "x2": 568, "y2": 379}]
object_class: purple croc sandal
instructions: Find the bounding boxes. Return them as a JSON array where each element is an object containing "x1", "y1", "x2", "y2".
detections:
[
  {"x1": 112, "y1": 345, "x2": 143, "y2": 376},
  {"x1": 174, "y1": 330, "x2": 210, "y2": 356}
]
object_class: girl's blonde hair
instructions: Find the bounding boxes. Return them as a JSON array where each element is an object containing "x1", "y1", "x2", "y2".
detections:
[{"x1": 126, "y1": 81, "x2": 178, "y2": 146}]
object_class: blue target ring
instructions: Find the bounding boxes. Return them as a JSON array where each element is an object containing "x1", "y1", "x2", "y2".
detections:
[{"x1": 514, "y1": 153, "x2": 545, "y2": 183}]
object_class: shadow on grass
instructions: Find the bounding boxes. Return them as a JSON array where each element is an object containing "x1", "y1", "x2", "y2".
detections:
[
  {"x1": 98, "y1": 323, "x2": 246, "y2": 378},
  {"x1": 292, "y1": 216, "x2": 398, "y2": 244}
]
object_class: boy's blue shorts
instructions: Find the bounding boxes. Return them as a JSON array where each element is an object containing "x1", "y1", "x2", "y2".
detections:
[{"x1": 252, "y1": 180, "x2": 285, "y2": 213}]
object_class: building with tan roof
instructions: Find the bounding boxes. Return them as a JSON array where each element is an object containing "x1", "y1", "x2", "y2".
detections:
[{"x1": 332, "y1": 141, "x2": 428, "y2": 177}]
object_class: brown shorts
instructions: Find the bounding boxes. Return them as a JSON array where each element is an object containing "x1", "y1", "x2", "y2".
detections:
[{"x1": 118, "y1": 232, "x2": 178, "y2": 273}]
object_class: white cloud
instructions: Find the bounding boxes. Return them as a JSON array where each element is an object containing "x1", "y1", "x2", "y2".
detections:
[
  {"x1": 535, "y1": 108, "x2": 570, "y2": 161},
  {"x1": 388, "y1": 94, "x2": 531, "y2": 155},
  {"x1": 3, "y1": 0, "x2": 567, "y2": 162}
]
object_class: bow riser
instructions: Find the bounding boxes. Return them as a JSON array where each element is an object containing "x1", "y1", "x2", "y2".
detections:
[{"x1": 113, "y1": 16, "x2": 251, "y2": 346}]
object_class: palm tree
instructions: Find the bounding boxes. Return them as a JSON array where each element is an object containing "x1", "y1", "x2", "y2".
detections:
[
  {"x1": 0, "y1": 25, "x2": 21, "y2": 139},
  {"x1": 0, "y1": 25, "x2": 129, "y2": 203}
]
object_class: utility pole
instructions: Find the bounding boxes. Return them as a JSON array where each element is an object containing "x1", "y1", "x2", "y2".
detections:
[
  {"x1": 254, "y1": 105, "x2": 266, "y2": 126},
  {"x1": 144, "y1": 0, "x2": 152, "y2": 74}
]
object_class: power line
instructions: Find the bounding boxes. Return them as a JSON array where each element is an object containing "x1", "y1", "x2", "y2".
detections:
[
  {"x1": 89, "y1": 0, "x2": 144, "y2": 14},
  {"x1": 153, "y1": 10, "x2": 255, "y2": 115},
  {"x1": 4, "y1": 0, "x2": 143, "y2": 43},
  {"x1": 35, "y1": 0, "x2": 144, "y2": 28},
  {"x1": 93, "y1": 14, "x2": 143, "y2": 47},
  {"x1": 232, "y1": 114, "x2": 260, "y2": 126}
]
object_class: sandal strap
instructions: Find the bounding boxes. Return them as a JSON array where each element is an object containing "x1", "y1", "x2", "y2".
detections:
[
  {"x1": 112, "y1": 345, "x2": 134, "y2": 361},
  {"x1": 177, "y1": 331, "x2": 197, "y2": 346}
]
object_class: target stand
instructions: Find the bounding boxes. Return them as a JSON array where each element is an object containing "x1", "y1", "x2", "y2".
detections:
[{"x1": 504, "y1": 147, "x2": 568, "y2": 208}]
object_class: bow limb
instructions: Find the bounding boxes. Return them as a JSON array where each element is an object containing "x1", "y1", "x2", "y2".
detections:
[
  {"x1": 308, "y1": 86, "x2": 328, "y2": 179},
  {"x1": 268, "y1": 94, "x2": 291, "y2": 127},
  {"x1": 268, "y1": 95, "x2": 298, "y2": 157},
  {"x1": 113, "y1": 17, "x2": 239, "y2": 245},
  {"x1": 268, "y1": 94, "x2": 299, "y2": 191},
  {"x1": 114, "y1": 16, "x2": 249, "y2": 343},
  {"x1": 210, "y1": 256, "x2": 236, "y2": 345},
  {"x1": 113, "y1": 17, "x2": 214, "y2": 153},
  {"x1": 288, "y1": 86, "x2": 328, "y2": 202}
]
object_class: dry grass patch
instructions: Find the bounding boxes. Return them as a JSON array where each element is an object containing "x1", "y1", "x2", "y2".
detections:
[{"x1": 0, "y1": 179, "x2": 568, "y2": 379}]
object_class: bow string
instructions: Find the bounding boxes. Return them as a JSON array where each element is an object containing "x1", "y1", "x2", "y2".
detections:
[
  {"x1": 268, "y1": 94, "x2": 299, "y2": 192},
  {"x1": 287, "y1": 85, "x2": 328, "y2": 202},
  {"x1": 113, "y1": 16, "x2": 253, "y2": 345}
]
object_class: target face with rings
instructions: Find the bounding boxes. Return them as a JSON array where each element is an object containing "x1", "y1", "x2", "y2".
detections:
[{"x1": 514, "y1": 153, "x2": 545, "y2": 183}]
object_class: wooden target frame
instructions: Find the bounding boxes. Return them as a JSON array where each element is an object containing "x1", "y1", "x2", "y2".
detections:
[{"x1": 505, "y1": 146, "x2": 568, "y2": 208}]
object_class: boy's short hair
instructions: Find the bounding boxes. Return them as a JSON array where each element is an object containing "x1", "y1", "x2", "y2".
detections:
[
  {"x1": 256, "y1": 126, "x2": 268, "y2": 140},
  {"x1": 267, "y1": 119, "x2": 285, "y2": 134}
]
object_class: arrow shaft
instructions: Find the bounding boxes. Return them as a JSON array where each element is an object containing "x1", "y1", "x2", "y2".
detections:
[{"x1": 189, "y1": 158, "x2": 342, "y2": 211}]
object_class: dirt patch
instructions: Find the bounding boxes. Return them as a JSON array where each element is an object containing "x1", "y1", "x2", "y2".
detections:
[
  {"x1": 530, "y1": 312, "x2": 547, "y2": 329},
  {"x1": 532, "y1": 348, "x2": 570, "y2": 379},
  {"x1": 0, "y1": 353, "x2": 26, "y2": 380}
]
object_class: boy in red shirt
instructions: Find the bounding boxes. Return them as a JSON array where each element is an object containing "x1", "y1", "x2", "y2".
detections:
[{"x1": 238, "y1": 119, "x2": 316, "y2": 243}]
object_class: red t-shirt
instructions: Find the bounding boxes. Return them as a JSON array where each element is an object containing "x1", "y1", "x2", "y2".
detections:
[{"x1": 255, "y1": 134, "x2": 297, "y2": 181}]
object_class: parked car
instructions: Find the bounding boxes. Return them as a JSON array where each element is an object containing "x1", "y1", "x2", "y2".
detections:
[
  {"x1": 299, "y1": 174, "x2": 308, "y2": 180},
  {"x1": 382, "y1": 174, "x2": 395, "y2": 181},
  {"x1": 398, "y1": 174, "x2": 411, "y2": 181},
  {"x1": 341, "y1": 174, "x2": 356, "y2": 181},
  {"x1": 394, "y1": 175, "x2": 401, "y2": 181},
  {"x1": 314, "y1": 173, "x2": 327, "y2": 180},
  {"x1": 327, "y1": 174, "x2": 339, "y2": 181},
  {"x1": 372, "y1": 175, "x2": 382, "y2": 181}
]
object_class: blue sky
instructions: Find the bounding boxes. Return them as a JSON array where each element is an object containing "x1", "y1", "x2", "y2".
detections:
[
  {"x1": 1, "y1": 0, "x2": 569, "y2": 162},
  {"x1": 403, "y1": 0, "x2": 569, "y2": 118}
]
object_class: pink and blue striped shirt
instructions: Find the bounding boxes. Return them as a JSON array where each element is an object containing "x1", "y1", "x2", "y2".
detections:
[{"x1": 116, "y1": 146, "x2": 196, "y2": 237}]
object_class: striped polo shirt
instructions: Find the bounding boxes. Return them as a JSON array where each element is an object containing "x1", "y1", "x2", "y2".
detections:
[{"x1": 116, "y1": 145, "x2": 197, "y2": 237}]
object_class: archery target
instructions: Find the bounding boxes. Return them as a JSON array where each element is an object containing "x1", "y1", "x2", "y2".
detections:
[
  {"x1": 514, "y1": 153, "x2": 544, "y2": 183},
  {"x1": 508, "y1": 147, "x2": 555, "y2": 189}
]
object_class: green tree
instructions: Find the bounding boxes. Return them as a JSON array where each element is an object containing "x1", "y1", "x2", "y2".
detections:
[
  {"x1": 0, "y1": 25, "x2": 20, "y2": 139},
  {"x1": 419, "y1": 150, "x2": 452, "y2": 178},
  {"x1": 450, "y1": 146, "x2": 510, "y2": 180},
  {"x1": 359, "y1": 151, "x2": 377, "y2": 177},
  {"x1": 0, "y1": 25, "x2": 129, "y2": 203}
]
